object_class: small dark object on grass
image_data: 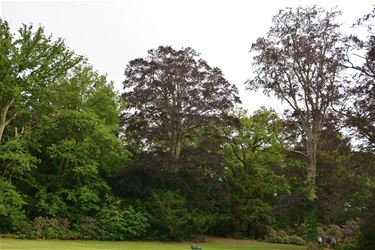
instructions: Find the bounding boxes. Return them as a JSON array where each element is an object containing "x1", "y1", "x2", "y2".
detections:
[{"x1": 191, "y1": 244, "x2": 202, "y2": 250}]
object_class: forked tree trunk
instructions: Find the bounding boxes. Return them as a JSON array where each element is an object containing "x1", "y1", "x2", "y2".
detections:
[
  {"x1": 170, "y1": 130, "x2": 182, "y2": 162},
  {"x1": 174, "y1": 139, "x2": 181, "y2": 161}
]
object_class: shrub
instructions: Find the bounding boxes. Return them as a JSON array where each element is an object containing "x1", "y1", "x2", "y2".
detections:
[
  {"x1": 77, "y1": 216, "x2": 97, "y2": 239},
  {"x1": 271, "y1": 235, "x2": 287, "y2": 244},
  {"x1": 317, "y1": 226, "x2": 326, "y2": 237},
  {"x1": 357, "y1": 193, "x2": 375, "y2": 250},
  {"x1": 288, "y1": 235, "x2": 306, "y2": 245},
  {"x1": 326, "y1": 224, "x2": 344, "y2": 239},
  {"x1": 265, "y1": 229, "x2": 305, "y2": 245},
  {"x1": 96, "y1": 204, "x2": 126, "y2": 240},
  {"x1": 95, "y1": 201, "x2": 149, "y2": 240},
  {"x1": 295, "y1": 224, "x2": 306, "y2": 239},
  {"x1": 277, "y1": 229, "x2": 288, "y2": 238},
  {"x1": 33, "y1": 217, "x2": 76, "y2": 239},
  {"x1": 341, "y1": 219, "x2": 361, "y2": 242},
  {"x1": 0, "y1": 179, "x2": 28, "y2": 233},
  {"x1": 146, "y1": 190, "x2": 192, "y2": 240},
  {"x1": 122, "y1": 206, "x2": 149, "y2": 239},
  {"x1": 35, "y1": 188, "x2": 67, "y2": 217},
  {"x1": 145, "y1": 190, "x2": 213, "y2": 240},
  {"x1": 318, "y1": 224, "x2": 344, "y2": 239},
  {"x1": 184, "y1": 211, "x2": 216, "y2": 241}
]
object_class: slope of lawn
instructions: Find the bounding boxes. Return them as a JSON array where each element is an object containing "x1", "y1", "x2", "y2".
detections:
[{"x1": 0, "y1": 237, "x2": 304, "y2": 250}]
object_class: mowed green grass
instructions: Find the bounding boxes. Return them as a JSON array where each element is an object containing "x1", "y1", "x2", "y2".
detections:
[{"x1": 0, "y1": 238, "x2": 304, "y2": 250}]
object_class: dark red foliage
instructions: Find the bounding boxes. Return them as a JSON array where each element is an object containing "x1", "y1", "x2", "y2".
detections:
[{"x1": 122, "y1": 46, "x2": 240, "y2": 160}]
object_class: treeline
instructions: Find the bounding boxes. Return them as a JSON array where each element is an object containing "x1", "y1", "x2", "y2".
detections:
[{"x1": 0, "y1": 5, "x2": 374, "y2": 250}]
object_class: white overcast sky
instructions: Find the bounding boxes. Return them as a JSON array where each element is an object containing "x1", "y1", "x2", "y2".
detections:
[{"x1": 0, "y1": 0, "x2": 373, "y2": 113}]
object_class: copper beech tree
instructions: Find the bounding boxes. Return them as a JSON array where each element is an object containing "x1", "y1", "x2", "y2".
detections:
[
  {"x1": 122, "y1": 46, "x2": 240, "y2": 162},
  {"x1": 345, "y1": 7, "x2": 375, "y2": 151},
  {"x1": 248, "y1": 6, "x2": 345, "y2": 250}
]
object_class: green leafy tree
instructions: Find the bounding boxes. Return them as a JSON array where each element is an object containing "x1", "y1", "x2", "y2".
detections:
[
  {"x1": 357, "y1": 189, "x2": 375, "y2": 250},
  {"x1": 146, "y1": 190, "x2": 197, "y2": 240},
  {"x1": 0, "y1": 136, "x2": 38, "y2": 180},
  {"x1": 0, "y1": 20, "x2": 136, "y2": 238},
  {"x1": 220, "y1": 108, "x2": 288, "y2": 238},
  {"x1": 316, "y1": 123, "x2": 375, "y2": 224},
  {"x1": 28, "y1": 66, "x2": 128, "y2": 219},
  {"x1": 0, "y1": 178, "x2": 27, "y2": 232},
  {"x1": 0, "y1": 19, "x2": 82, "y2": 142}
]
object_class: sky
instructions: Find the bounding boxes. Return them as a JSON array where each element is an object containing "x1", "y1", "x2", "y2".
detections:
[{"x1": 0, "y1": 0, "x2": 373, "y2": 114}]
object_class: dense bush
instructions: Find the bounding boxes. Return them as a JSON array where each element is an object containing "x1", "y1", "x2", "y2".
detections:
[
  {"x1": 77, "y1": 216, "x2": 97, "y2": 239},
  {"x1": 33, "y1": 217, "x2": 76, "y2": 239},
  {"x1": 317, "y1": 224, "x2": 344, "y2": 239},
  {"x1": 341, "y1": 219, "x2": 361, "y2": 240},
  {"x1": 122, "y1": 206, "x2": 150, "y2": 239},
  {"x1": 265, "y1": 228, "x2": 305, "y2": 245},
  {"x1": 29, "y1": 201, "x2": 149, "y2": 241},
  {"x1": 357, "y1": 191, "x2": 375, "y2": 250},
  {"x1": 288, "y1": 234, "x2": 306, "y2": 245},
  {"x1": 0, "y1": 179, "x2": 28, "y2": 233},
  {"x1": 13, "y1": 206, "x2": 148, "y2": 241},
  {"x1": 145, "y1": 190, "x2": 213, "y2": 240},
  {"x1": 146, "y1": 190, "x2": 192, "y2": 240},
  {"x1": 96, "y1": 201, "x2": 149, "y2": 240}
]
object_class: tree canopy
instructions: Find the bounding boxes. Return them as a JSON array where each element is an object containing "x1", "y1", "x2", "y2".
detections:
[
  {"x1": 248, "y1": 6, "x2": 346, "y2": 250},
  {"x1": 0, "y1": 19, "x2": 82, "y2": 142},
  {"x1": 122, "y1": 46, "x2": 240, "y2": 161},
  {"x1": 345, "y1": 8, "x2": 375, "y2": 151}
]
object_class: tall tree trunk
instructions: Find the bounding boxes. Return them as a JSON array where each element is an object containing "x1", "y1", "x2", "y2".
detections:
[
  {"x1": 306, "y1": 125, "x2": 318, "y2": 200},
  {"x1": 305, "y1": 118, "x2": 321, "y2": 250}
]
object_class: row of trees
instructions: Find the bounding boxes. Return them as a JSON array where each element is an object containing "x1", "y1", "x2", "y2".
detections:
[
  {"x1": 0, "y1": 5, "x2": 374, "y2": 250},
  {"x1": 0, "y1": 21, "x2": 141, "y2": 239}
]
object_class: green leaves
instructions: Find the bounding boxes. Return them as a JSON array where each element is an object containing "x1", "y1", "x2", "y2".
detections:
[
  {"x1": 0, "y1": 179, "x2": 27, "y2": 232},
  {"x1": 145, "y1": 190, "x2": 210, "y2": 240},
  {"x1": 0, "y1": 19, "x2": 83, "y2": 142},
  {"x1": 96, "y1": 201, "x2": 149, "y2": 240},
  {"x1": 219, "y1": 108, "x2": 289, "y2": 238},
  {"x1": 0, "y1": 20, "x2": 130, "y2": 236},
  {"x1": 0, "y1": 137, "x2": 38, "y2": 178}
]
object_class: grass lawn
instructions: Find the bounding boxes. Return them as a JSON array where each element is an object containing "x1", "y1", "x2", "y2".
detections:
[{"x1": 0, "y1": 237, "x2": 304, "y2": 250}]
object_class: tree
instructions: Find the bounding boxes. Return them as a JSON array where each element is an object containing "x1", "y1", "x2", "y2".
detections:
[
  {"x1": 315, "y1": 122, "x2": 375, "y2": 224},
  {"x1": 0, "y1": 19, "x2": 82, "y2": 142},
  {"x1": 122, "y1": 46, "x2": 240, "y2": 162},
  {"x1": 357, "y1": 189, "x2": 375, "y2": 250},
  {"x1": 345, "y1": 8, "x2": 375, "y2": 248},
  {"x1": 220, "y1": 108, "x2": 288, "y2": 238},
  {"x1": 0, "y1": 178, "x2": 27, "y2": 232},
  {"x1": 248, "y1": 6, "x2": 345, "y2": 249},
  {"x1": 28, "y1": 66, "x2": 128, "y2": 219},
  {"x1": 345, "y1": 7, "x2": 375, "y2": 151}
]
